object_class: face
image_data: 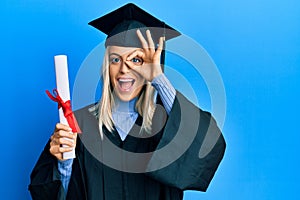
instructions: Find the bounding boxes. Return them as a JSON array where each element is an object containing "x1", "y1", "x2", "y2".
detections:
[{"x1": 108, "y1": 46, "x2": 145, "y2": 102}]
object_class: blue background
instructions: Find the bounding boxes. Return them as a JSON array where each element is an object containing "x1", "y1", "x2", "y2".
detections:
[{"x1": 1, "y1": 0, "x2": 299, "y2": 199}]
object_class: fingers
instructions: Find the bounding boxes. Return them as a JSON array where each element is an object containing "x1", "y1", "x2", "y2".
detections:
[
  {"x1": 51, "y1": 136, "x2": 75, "y2": 147},
  {"x1": 50, "y1": 123, "x2": 77, "y2": 160},
  {"x1": 153, "y1": 37, "x2": 164, "y2": 60},
  {"x1": 136, "y1": 29, "x2": 164, "y2": 59},
  {"x1": 129, "y1": 29, "x2": 164, "y2": 81},
  {"x1": 157, "y1": 36, "x2": 165, "y2": 52},
  {"x1": 146, "y1": 30, "x2": 155, "y2": 49},
  {"x1": 54, "y1": 123, "x2": 76, "y2": 140},
  {"x1": 136, "y1": 29, "x2": 148, "y2": 49},
  {"x1": 137, "y1": 29, "x2": 155, "y2": 50},
  {"x1": 55, "y1": 123, "x2": 72, "y2": 132},
  {"x1": 126, "y1": 50, "x2": 144, "y2": 62},
  {"x1": 50, "y1": 145, "x2": 74, "y2": 161},
  {"x1": 50, "y1": 145, "x2": 74, "y2": 154},
  {"x1": 54, "y1": 129, "x2": 76, "y2": 140}
]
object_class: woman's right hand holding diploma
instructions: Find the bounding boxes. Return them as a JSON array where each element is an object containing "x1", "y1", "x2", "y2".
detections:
[{"x1": 50, "y1": 123, "x2": 77, "y2": 161}]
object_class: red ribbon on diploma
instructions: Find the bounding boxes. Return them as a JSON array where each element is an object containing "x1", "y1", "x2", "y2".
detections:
[{"x1": 46, "y1": 89, "x2": 82, "y2": 133}]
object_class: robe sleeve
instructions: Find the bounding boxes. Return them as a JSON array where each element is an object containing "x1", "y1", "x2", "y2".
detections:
[
  {"x1": 147, "y1": 91, "x2": 226, "y2": 192},
  {"x1": 28, "y1": 140, "x2": 65, "y2": 200}
]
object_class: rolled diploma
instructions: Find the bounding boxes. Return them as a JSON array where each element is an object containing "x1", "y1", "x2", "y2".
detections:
[{"x1": 54, "y1": 55, "x2": 75, "y2": 159}]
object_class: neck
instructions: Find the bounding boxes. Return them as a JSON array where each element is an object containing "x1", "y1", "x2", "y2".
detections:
[{"x1": 113, "y1": 97, "x2": 137, "y2": 113}]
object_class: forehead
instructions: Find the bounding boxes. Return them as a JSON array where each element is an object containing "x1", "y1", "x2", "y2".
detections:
[{"x1": 108, "y1": 46, "x2": 142, "y2": 56}]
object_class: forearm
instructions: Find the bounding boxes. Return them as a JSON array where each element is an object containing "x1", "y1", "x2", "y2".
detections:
[
  {"x1": 57, "y1": 159, "x2": 73, "y2": 193},
  {"x1": 29, "y1": 140, "x2": 65, "y2": 199},
  {"x1": 151, "y1": 74, "x2": 176, "y2": 114}
]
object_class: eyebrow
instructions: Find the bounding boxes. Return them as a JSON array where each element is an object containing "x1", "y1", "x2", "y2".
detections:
[{"x1": 109, "y1": 53, "x2": 121, "y2": 57}]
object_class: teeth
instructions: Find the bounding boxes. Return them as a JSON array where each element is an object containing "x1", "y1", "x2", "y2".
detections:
[
  {"x1": 118, "y1": 78, "x2": 133, "y2": 82},
  {"x1": 118, "y1": 78, "x2": 135, "y2": 90}
]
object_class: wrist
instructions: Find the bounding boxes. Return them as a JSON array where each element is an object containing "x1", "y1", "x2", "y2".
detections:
[
  {"x1": 151, "y1": 66, "x2": 163, "y2": 81},
  {"x1": 152, "y1": 72, "x2": 163, "y2": 81}
]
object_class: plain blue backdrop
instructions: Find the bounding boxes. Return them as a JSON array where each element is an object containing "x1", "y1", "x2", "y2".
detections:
[{"x1": 1, "y1": 0, "x2": 299, "y2": 199}]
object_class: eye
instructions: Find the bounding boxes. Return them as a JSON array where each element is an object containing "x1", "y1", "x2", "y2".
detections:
[
  {"x1": 110, "y1": 57, "x2": 120, "y2": 64},
  {"x1": 131, "y1": 57, "x2": 143, "y2": 65}
]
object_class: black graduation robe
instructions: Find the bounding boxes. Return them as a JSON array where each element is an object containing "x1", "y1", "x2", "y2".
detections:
[{"x1": 29, "y1": 92, "x2": 226, "y2": 200}]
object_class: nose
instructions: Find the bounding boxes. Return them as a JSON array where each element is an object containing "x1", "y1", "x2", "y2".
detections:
[{"x1": 120, "y1": 61, "x2": 130, "y2": 74}]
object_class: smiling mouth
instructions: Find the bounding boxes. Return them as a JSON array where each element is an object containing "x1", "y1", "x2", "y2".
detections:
[{"x1": 118, "y1": 78, "x2": 135, "y2": 91}]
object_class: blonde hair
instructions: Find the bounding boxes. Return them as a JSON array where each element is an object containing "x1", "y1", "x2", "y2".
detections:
[{"x1": 98, "y1": 47, "x2": 156, "y2": 139}]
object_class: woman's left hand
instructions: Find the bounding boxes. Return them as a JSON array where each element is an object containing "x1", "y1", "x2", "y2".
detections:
[{"x1": 126, "y1": 29, "x2": 164, "y2": 82}]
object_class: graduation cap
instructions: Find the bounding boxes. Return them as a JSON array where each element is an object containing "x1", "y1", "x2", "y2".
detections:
[{"x1": 88, "y1": 3, "x2": 181, "y2": 67}]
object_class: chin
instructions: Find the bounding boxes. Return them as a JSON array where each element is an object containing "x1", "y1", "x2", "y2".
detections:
[
  {"x1": 113, "y1": 90, "x2": 138, "y2": 102},
  {"x1": 116, "y1": 94, "x2": 134, "y2": 102}
]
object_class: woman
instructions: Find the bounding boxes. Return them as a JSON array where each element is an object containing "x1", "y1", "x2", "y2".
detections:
[{"x1": 29, "y1": 3, "x2": 226, "y2": 200}]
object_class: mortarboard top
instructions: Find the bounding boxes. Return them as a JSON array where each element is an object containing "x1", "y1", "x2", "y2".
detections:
[{"x1": 88, "y1": 3, "x2": 181, "y2": 48}]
